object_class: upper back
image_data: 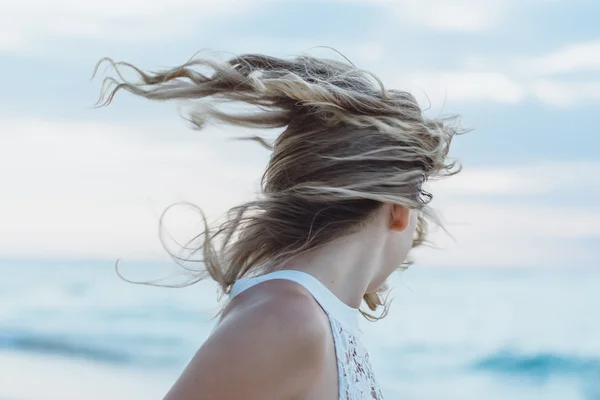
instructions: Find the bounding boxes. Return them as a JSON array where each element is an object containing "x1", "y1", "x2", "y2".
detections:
[
  {"x1": 227, "y1": 270, "x2": 386, "y2": 400},
  {"x1": 165, "y1": 270, "x2": 385, "y2": 400},
  {"x1": 164, "y1": 276, "x2": 334, "y2": 400}
]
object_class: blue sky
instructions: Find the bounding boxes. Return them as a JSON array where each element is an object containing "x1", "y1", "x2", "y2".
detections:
[{"x1": 1, "y1": 0, "x2": 598, "y2": 267}]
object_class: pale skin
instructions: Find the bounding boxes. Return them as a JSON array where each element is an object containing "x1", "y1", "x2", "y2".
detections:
[{"x1": 164, "y1": 204, "x2": 418, "y2": 400}]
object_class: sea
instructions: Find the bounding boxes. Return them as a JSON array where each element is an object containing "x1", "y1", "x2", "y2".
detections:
[{"x1": 0, "y1": 259, "x2": 599, "y2": 400}]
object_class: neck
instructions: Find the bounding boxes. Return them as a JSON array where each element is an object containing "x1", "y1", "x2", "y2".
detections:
[{"x1": 280, "y1": 223, "x2": 387, "y2": 309}]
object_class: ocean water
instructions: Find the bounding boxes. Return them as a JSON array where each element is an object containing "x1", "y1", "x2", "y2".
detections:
[{"x1": 0, "y1": 260, "x2": 599, "y2": 399}]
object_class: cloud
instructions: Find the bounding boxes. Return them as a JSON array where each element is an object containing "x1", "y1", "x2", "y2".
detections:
[
  {"x1": 393, "y1": 71, "x2": 526, "y2": 106},
  {"x1": 356, "y1": 0, "x2": 513, "y2": 32},
  {"x1": 392, "y1": 69, "x2": 600, "y2": 107},
  {"x1": 389, "y1": 38, "x2": 600, "y2": 107},
  {"x1": 522, "y1": 40, "x2": 600, "y2": 75},
  {"x1": 417, "y1": 161, "x2": 600, "y2": 267},
  {"x1": 0, "y1": 0, "x2": 527, "y2": 53},
  {"x1": 3, "y1": 0, "x2": 596, "y2": 109},
  {"x1": 0, "y1": 117, "x2": 266, "y2": 259},
  {"x1": 529, "y1": 80, "x2": 600, "y2": 107},
  {"x1": 414, "y1": 202, "x2": 600, "y2": 268},
  {"x1": 1, "y1": 117, "x2": 598, "y2": 267},
  {"x1": 419, "y1": 161, "x2": 600, "y2": 266},
  {"x1": 389, "y1": 0, "x2": 510, "y2": 32},
  {"x1": 0, "y1": 0, "x2": 252, "y2": 51},
  {"x1": 430, "y1": 161, "x2": 600, "y2": 197}
]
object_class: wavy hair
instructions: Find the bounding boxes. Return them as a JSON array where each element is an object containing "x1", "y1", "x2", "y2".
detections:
[{"x1": 94, "y1": 50, "x2": 464, "y2": 319}]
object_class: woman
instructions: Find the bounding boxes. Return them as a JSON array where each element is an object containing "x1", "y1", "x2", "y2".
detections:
[{"x1": 96, "y1": 51, "x2": 463, "y2": 400}]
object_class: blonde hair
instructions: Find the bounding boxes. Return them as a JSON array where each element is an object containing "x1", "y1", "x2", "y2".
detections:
[{"x1": 94, "y1": 51, "x2": 464, "y2": 319}]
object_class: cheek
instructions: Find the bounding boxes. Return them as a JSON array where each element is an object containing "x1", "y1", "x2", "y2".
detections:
[
  {"x1": 370, "y1": 227, "x2": 416, "y2": 292},
  {"x1": 393, "y1": 211, "x2": 419, "y2": 260},
  {"x1": 408, "y1": 210, "x2": 419, "y2": 236},
  {"x1": 394, "y1": 236, "x2": 412, "y2": 262},
  {"x1": 375, "y1": 211, "x2": 420, "y2": 289}
]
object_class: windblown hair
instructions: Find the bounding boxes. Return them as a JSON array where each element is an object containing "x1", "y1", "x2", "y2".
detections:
[{"x1": 94, "y1": 50, "x2": 464, "y2": 319}]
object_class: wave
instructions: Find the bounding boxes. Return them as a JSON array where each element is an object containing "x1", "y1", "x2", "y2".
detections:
[
  {"x1": 0, "y1": 329, "x2": 183, "y2": 367},
  {"x1": 471, "y1": 350, "x2": 600, "y2": 380}
]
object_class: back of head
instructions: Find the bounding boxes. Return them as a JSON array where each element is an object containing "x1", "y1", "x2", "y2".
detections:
[{"x1": 95, "y1": 51, "x2": 464, "y2": 317}]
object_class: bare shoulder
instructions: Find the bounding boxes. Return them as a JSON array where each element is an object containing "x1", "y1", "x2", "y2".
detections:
[
  {"x1": 224, "y1": 278, "x2": 331, "y2": 335},
  {"x1": 215, "y1": 279, "x2": 332, "y2": 365},
  {"x1": 164, "y1": 279, "x2": 331, "y2": 400}
]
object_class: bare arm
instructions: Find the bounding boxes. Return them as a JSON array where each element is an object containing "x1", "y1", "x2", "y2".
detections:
[{"x1": 164, "y1": 290, "x2": 328, "y2": 400}]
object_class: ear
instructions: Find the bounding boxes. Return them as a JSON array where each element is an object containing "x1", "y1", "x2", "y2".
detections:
[{"x1": 390, "y1": 204, "x2": 410, "y2": 232}]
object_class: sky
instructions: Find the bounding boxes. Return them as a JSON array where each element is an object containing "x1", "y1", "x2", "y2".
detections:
[{"x1": 0, "y1": 0, "x2": 599, "y2": 268}]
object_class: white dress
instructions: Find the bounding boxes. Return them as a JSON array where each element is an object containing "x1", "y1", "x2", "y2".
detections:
[{"x1": 230, "y1": 270, "x2": 385, "y2": 400}]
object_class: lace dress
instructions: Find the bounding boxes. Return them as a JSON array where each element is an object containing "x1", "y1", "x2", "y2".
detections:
[{"x1": 230, "y1": 270, "x2": 385, "y2": 400}]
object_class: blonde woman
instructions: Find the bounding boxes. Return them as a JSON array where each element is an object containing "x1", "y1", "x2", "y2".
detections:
[{"x1": 96, "y1": 52, "x2": 463, "y2": 400}]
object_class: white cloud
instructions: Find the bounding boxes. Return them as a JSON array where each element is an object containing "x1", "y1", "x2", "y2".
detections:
[
  {"x1": 0, "y1": 0, "x2": 525, "y2": 52},
  {"x1": 417, "y1": 161, "x2": 600, "y2": 267},
  {"x1": 1, "y1": 117, "x2": 599, "y2": 267},
  {"x1": 437, "y1": 202, "x2": 600, "y2": 240},
  {"x1": 419, "y1": 161, "x2": 600, "y2": 266},
  {"x1": 415, "y1": 198, "x2": 600, "y2": 267},
  {"x1": 430, "y1": 161, "x2": 600, "y2": 196},
  {"x1": 395, "y1": 69, "x2": 600, "y2": 107},
  {"x1": 390, "y1": 38, "x2": 600, "y2": 107},
  {"x1": 2, "y1": 0, "x2": 596, "y2": 109},
  {"x1": 0, "y1": 0, "x2": 252, "y2": 51},
  {"x1": 357, "y1": 0, "x2": 512, "y2": 31},
  {"x1": 530, "y1": 80, "x2": 600, "y2": 107},
  {"x1": 432, "y1": 39, "x2": 600, "y2": 106},
  {"x1": 393, "y1": 71, "x2": 526, "y2": 106},
  {"x1": 523, "y1": 40, "x2": 600, "y2": 75},
  {"x1": 0, "y1": 117, "x2": 266, "y2": 259},
  {"x1": 415, "y1": 201, "x2": 600, "y2": 267},
  {"x1": 390, "y1": 0, "x2": 509, "y2": 32}
]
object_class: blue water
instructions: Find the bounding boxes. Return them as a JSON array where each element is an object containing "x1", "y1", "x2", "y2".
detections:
[{"x1": 1, "y1": 260, "x2": 599, "y2": 399}]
